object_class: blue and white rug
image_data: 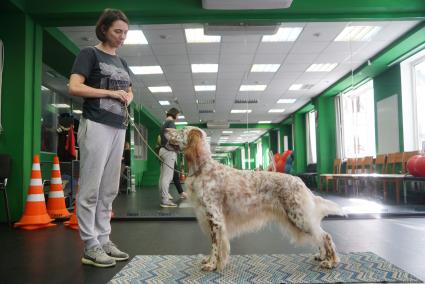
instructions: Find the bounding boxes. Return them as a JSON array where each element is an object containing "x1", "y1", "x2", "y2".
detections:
[{"x1": 109, "y1": 252, "x2": 422, "y2": 283}]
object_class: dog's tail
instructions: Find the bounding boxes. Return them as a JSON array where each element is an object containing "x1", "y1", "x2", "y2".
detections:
[{"x1": 314, "y1": 196, "x2": 346, "y2": 218}]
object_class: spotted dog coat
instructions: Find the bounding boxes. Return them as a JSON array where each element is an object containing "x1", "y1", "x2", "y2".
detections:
[{"x1": 165, "y1": 126, "x2": 345, "y2": 271}]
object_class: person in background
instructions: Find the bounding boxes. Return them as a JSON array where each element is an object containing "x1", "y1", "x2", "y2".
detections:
[
  {"x1": 158, "y1": 107, "x2": 180, "y2": 207},
  {"x1": 172, "y1": 162, "x2": 188, "y2": 199},
  {"x1": 68, "y1": 8, "x2": 133, "y2": 268}
]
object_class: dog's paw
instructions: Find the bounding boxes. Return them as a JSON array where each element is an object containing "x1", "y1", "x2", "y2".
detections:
[
  {"x1": 201, "y1": 255, "x2": 211, "y2": 265},
  {"x1": 314, "y1": 253, "x2": 325, "y2": 261},
  {"x1": 201, "y1": 261, "x2": 217, "y2": 271},
  {"x1": 319, "y1": 259, "x2": 338, "y2": 269}
]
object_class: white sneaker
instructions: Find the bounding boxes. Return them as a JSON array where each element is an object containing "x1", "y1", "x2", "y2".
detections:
[
  {"x1": 168, "y1": 193, "x2": 174, "y2": 200},
  {"x1": 82, "y1": 245, "x2": 116, "y2": 268},
  {"x1": 180, "y1": 192, "x2": 188, "y2": 199},
  {"x1": 102, "y1": 241, "x2": 129, "y2": 261}
]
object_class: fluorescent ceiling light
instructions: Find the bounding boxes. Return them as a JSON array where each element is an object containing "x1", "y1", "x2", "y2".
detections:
[
  {"x1": 41, "y1": 85, "x2": 50, "y2": 91},
  {"x1": 178, "y1": 115, "x2": 185, "y2": 119},
  {"x1": 334, "y1": 26, "x2": 381, "y2": 42},
  {"x1": 124, "y1": 30, "x2": 148, "y2": 44},
  {"x1": 258, "y1": 120, "x2": 272, "y2": 123},
  {"x1": 277, "y1": 98, "x2": 296, "y2": 104},
  {"x1": 191, "y1": 64, "x2": 218, "y2": 73},
  {"x1": 268, "y1": 109, "x2": 285, "y2": 113},
  {"x1": 222, "y1": 130, "x2": 233, "y2": 134},
  {"x1": 175, "y1": 121, "x2": 188, "y2": 125},
  {"x1": 51, "y1": 104, "x2": 70, "y2": 108},
  {"x1": 130, "y1": 66, "x2": 163, "y2": 75},
  {"x1": 148, "y1": 86, "x2": 172, "y2": 93},
  {"x1": 251, "y1": 64, "x2": 280, "y2": 72},
  {"x1": 72, "y1": 109, "x2": 82, "y2": 114},
  {"x1": 262, "y1": 27, "x2": 303, "y2": 42},
  {"x1": 239, "y1": 85, "x2": 267, "y2": 91},
  {"x1": 289, "y1": 84, "x2": 303, "y2": 91},
  {"x1": 306, "y1": 63, "x2": 338, "y2": 72},
  {"x1": 159, "y1": 100, "x2": 170, "y2": 105},
  {"x1": 231, "y1": 109, "x2": 252, "y2": 114},
  {"x1": 185, "y1": 28, "x2": 221, "y2": 43},
  {"x1": 194, "y1": 85, "x2": 216, "y2": 91}
]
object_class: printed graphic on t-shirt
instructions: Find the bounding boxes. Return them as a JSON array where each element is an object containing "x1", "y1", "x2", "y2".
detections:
[{"x1": 98, "y1": 62, "x2": 131, "y2": 116}]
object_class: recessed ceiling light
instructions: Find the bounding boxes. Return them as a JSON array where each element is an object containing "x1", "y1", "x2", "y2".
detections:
[
  {"x1": 51, "y1": 104, "x2": 70, "y2": 108},
  {"x1": 277, "y1": 98, "x2": 296, "y2": 104},
  {"x1": 268, "y1": 109, "x2": 285, "y2": 113},
  {"x1": 306, "y1": 63, "x2": 338, "y2": 72},
  {"x1": 175, "y1": 121, "x2": 188, "y2": 125},
  {"x1": 148, "y1": 86, "x2": 172, "y2": 93},
  {"x1": 191, "y1": 64, "x2": 218, "y2": 73},
  {"x1": 251, "y1": 64, "x2": 280, "y2": 72},
  {"x1": 185, "y1": 28, "x2": 221, "y2": 43},
  {"x1": 262, "y1": 27, "x2": 303, "y2": 42},
  {"x1": 231, "y1": 109, "x2": 252, "y2": 114},
  {"x1": 289, "y1": 84, "x2": 303, "y2": 91},
  {"x1": 159, "y1": 100, "x2": 170, "y2": 106},
  {"x1": 124, "y1": 30, "x2": 148, "y2": 44},
  {"x1": 258, "y1": 120, "x2": 272, "y2": 123},
  {"x1": 72, "y1": 109, "x2": 82, "y2": 114},
  {"x1": 130, "y1": 66, "x2": 163, "y2": 75},
  {"x1": 334, "y1": 26, "x2": 381, "y2": 42},
  {"x1": 178, "y1": 115, "x2": 185, "y2": 119},
  {"x1": 239, "y1": 85, "x2": 267, "y2": 91},
  {"x1": 41, "y1": 85, "x2": 50, "y2": 91},
  {"x1": 194, "y1": 85, "x2": 216, "y2": 91},
  {"x1": 222, "y1": 130, "x2": 233, "y2": 134}
]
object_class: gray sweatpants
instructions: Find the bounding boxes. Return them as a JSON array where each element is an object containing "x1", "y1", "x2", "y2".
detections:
[
  {"x1": 77, "y1": 118, "x2": 126, "y2": 249},
  {"x1": 158, "y1": 147, "x2": 177, "y2": 204}
]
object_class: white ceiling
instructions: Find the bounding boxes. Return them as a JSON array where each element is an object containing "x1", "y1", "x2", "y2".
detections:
[{"x1": 55, "y1": 20, "x2": 419, "y2": 147}]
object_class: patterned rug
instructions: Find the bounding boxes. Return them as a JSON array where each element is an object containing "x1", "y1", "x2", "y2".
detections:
[{"x1": 109, "y1": 252, "x2": 422, "y2": 283}]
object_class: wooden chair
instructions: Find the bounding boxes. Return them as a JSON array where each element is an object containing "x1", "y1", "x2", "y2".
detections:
[
  {"x1": 323, "y1": 158, "x2": 342, "y2": 192},
  {"x1": 343, "y1": 158, "x2": 357, "y2": 194},
  {"x1": 402, "y1": 151, "x2": 419, "y2": 174},
  {"x1": 385, "y1": 152, "x2": 404, "y2": 203},
  {"x1": 356, "y1": 156, "x2": 374, "y2": 195}
]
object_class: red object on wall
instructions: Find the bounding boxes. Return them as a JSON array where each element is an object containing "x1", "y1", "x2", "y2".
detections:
[
  {"x1": 407, "y1": 155, "x2": 425, "y2": 177},
  {"x1": 274, "y1": 153, "x2": 281, "y2": 163},
  {"x1": 276, "y1": 159, "x2": 285, "y2": 173}
]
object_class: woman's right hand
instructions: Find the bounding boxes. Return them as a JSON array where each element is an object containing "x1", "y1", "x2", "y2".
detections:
[{"x1": 109, "y1": 90, "x2": 130, "y2": 104}]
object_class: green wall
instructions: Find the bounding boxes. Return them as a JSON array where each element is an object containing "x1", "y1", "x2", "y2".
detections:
[
  {"x1": 261, "y1": 133, "x2": 270, "y2": 169},
  {"x1": 293, "y1": 113, "x2": 307, "y2": 174},
  {"x1": 315, "y1": 96, "x2": 337, "y2": 174},
  {"x1": 373, "y1": 65, "x2": 404, "y2": 152},
  {"x1": 0, "y1": 12, "x2": 43, "y2": 222}
]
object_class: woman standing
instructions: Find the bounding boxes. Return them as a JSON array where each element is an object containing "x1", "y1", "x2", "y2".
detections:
[{"x1": 69, "y1": 8, "x2": 133, "y2": 268}]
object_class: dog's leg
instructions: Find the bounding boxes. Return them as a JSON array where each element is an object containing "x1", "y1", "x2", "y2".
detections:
[
  {"x1": 202, "y1": 211, "x2": 229, "y2": 271},
  {"x1": 312, "y1": 228, "x2": 339, "y2": 268}
]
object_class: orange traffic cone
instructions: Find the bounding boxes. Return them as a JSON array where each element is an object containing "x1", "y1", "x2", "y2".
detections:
[
  {"x1": 14, "y1": 155, "x2": 56, "y2": 230},
  {"x1": 64, "y1": 201, "x2": 79, "y2": 230},
  {"x1": 47, "y1": 156, "x2": 71, "y2": 219}
]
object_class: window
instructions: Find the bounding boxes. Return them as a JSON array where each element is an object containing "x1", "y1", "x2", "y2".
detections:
[
  {"x1": 241, "y1": 147, "x2": 246, "y2": 169},
  {"x1": 306, "y1": 110, "x2": 317, "y2": 164},
  {"x1": 401, "y1": 49, "x2": 425, "y2": 151},
  {"x1": 133, "y1": 123, "x2": 148, "y2": 160},
  {"x1": 256, "y1": 141, "x2": 262, "y2": 169},
  {"x1": 337, "y1": 81, "x2": 376, "y2": 159}
]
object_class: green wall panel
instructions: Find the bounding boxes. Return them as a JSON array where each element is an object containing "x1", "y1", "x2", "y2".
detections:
[
  {"x1": 316, "y1": 96, "x2": 337, "y2": 174},
  {"x1": 0, "y1": 12, "x2": 43, "y2": 222}
]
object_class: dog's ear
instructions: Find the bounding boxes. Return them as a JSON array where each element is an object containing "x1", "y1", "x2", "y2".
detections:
[{"x1": 185, "y1": 129, "x2": 203, "y2": 165}]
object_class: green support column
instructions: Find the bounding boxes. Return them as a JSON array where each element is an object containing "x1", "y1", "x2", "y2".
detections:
[
  {"x1": 316, "y1": 96, "x2": 337, "y2": 174},
  {"x1": 0, "y1": 12, "x2": 43, "y2": 222},
  {"x1": 293, "y1": 113, "x2": 307, "y2": 174}
]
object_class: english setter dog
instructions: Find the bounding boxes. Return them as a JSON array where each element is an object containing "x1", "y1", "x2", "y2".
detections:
[{"x1": 165, "y1": 126, "x2": 345, "y2": 271}]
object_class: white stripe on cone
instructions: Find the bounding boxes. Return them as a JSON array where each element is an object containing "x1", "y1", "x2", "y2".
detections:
[
  {"x1": 27, "y1": 194, "x2": 45, "y2": 202},
  {"x1": 30, "y1": 179, "x2": 43, "y2": 186},
  {"x1": 50, "y1": 177, "x2": 62, "y2": 184},
  {"x1": 48, "y1": 191, "x2": 64, "y2": 198},
  {"x1": 53, "y1": 164, "x2": 60, "y2": 170},
  {"x1": 32, "y1": 164, "x2": 41, "y2": 170}
]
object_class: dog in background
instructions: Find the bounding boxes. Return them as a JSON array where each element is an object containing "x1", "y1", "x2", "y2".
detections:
[{"x1": 165, "y1": 126, "x2": 345, "y2": 271}]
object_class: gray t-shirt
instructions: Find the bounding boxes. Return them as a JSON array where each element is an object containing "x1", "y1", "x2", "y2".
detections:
[
  {"x1": 71, "y1": 47, "x2": 132, "y2": 129},
  {"x1": 160, "y1": 118, "x2": 176, "y2": 151}
]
